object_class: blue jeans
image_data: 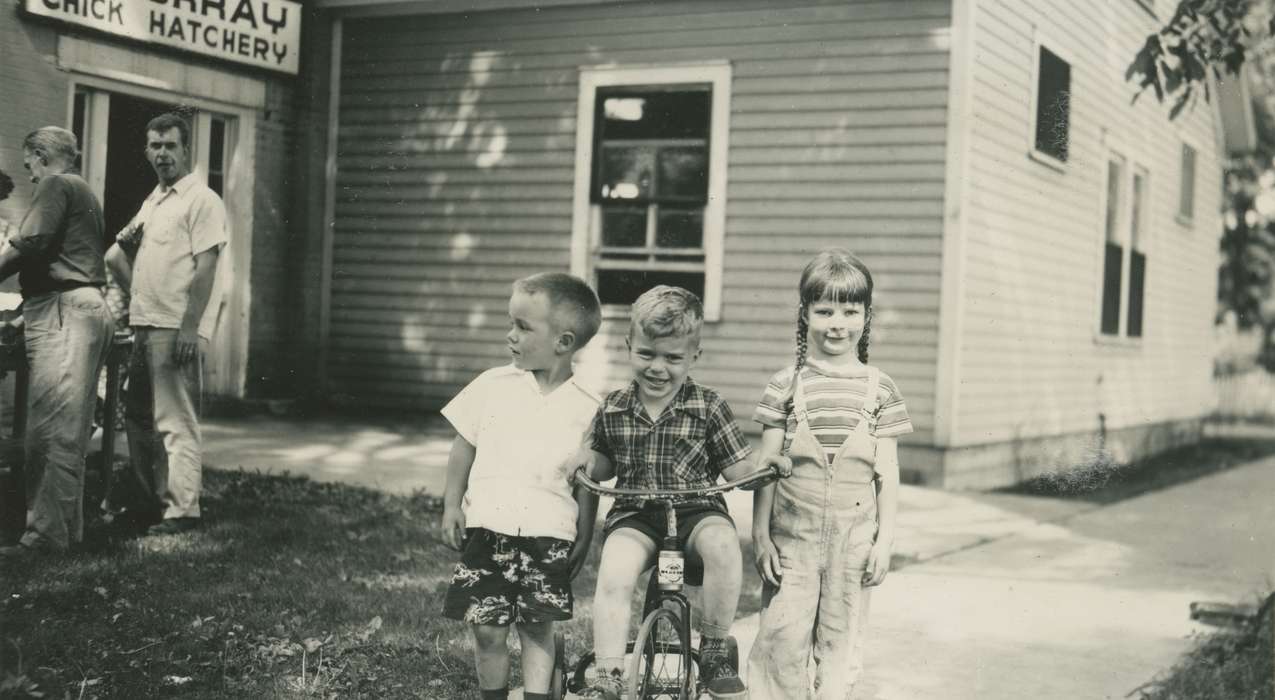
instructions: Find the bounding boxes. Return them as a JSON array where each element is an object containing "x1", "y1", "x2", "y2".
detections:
[
  {"x1": 125, "y1": 327, "x2": 204, "y2": 520},
  {"x1": 21, "y1": 287, "x2": 113, "y2": 550}
]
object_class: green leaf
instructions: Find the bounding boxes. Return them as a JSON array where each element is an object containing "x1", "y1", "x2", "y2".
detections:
[
  {"x1": 1188, "y1": 53, "x2": 1210, "y2": 81},
  {"x1": 1169, "y1": 90, "x2": 1191, "y2": 120},
  {"x1": 1125, "y1": 46, "x2": 1151, "y2": 81}
]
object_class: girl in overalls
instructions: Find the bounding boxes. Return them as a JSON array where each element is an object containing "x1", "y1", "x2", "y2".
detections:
[{"x1": 747, "y1": 248, "x2": 913, "y2": 698}]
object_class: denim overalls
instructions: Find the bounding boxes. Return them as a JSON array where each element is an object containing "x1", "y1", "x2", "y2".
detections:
[{"x1": 748, "y1": 366, "x2": 881, "y2": 699}]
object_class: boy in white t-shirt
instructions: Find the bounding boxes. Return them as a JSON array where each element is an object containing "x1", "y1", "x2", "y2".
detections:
[{"x1": 440, "y1": 272, "x2": 602, "y2": 700}]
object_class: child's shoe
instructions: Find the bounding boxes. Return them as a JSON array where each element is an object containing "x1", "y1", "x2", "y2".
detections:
[
  {"x1": 699, "y1": 639, "x2": 746, "y2": 699},
  {"x1": 578, "y1": 667, "x2": 623, "y2": 700}
]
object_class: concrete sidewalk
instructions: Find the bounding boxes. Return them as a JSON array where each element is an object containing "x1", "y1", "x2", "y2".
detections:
[
  {"x1": 200, "y1": 413, "x2": 1086, "y2": 563},
  {"x1": 201, "y1": 414, "x2": 1275, "y2": 699}
]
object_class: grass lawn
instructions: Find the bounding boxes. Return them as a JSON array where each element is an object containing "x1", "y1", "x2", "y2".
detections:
[
  {"x1": 0, "y1": 467, "x2": 774, "y2": 699},
  {"x1": 5, "y1": 429, "x2": 1275, "y2": 698}
]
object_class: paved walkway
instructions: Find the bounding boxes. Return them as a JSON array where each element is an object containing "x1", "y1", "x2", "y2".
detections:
[{"x1": 201, "y1": 415, "x2": 1275, "y2": 699}]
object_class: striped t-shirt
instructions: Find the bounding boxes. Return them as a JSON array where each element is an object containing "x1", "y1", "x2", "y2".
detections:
[{"x1": 753, "y1": 359, "x2": 912, "y2": 465}]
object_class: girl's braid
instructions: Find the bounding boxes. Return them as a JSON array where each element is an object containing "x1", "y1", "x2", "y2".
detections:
[
  {"x1": 857, "y1": 306, "x2": 871, "y2": 364},
  {"x1": 794, "y1": 303, "x2": 809, "y2": 373},
  {"x1": 787, "y1": 303, "x2": 809, "y2": 409}
]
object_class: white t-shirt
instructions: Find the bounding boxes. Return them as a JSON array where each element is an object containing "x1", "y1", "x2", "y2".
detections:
[
  {"x1": 442, "y1": 365, "x2": 600, "y2": 540},
  {"x1": 128, "y1": 174, "x2": 228, "y2": 341}
]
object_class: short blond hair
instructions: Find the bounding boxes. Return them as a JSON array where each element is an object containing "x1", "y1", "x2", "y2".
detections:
[
  {"x1": 513, "y1": 273, "x2": 602, "y2": 349},
  {"x1": 629, "y1": 285, "x2": 703, "y2": 344}
]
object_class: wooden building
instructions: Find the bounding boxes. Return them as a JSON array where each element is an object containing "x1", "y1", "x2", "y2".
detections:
[
  {"x1": 291, "y1": 0, "x2": 1224, "y2": 487},
  {"x1": 0, "y1": 0, "x2": 308, "y2": 400},
  {"x1": 3, "y1": 0, "x2": 1226, "y2": 488}
]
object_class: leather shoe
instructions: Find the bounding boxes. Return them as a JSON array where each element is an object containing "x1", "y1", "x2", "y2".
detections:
[
  {"x1": 0, "y1": 543, "x2": 43, "y2": 560},
  {"x1": 146, "y1": 517, "x2": 200, "y2": 535}
]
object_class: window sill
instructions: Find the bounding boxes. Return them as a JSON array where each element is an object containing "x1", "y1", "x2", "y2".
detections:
[
  {"x1": 1175, "y1": 213, "x2": 1194, "y2": 228},
  {"x1": 1094, "y1": 333, "x2": 1143, "y2": 348},
  {"x1": 1027, "y1": 148, "x2": 1068, "y2": 173}
]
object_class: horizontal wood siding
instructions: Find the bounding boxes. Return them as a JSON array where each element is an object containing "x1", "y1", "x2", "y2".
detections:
[
  {"x1": 953, "y1": 1, "x2": 1222, "y2": 467},
  {"x1": 329, "y1": 0, "x2": 949, "y2": 443},
  {"x1": 0, "y1": 19, "x2": 71, "y2": 283}
]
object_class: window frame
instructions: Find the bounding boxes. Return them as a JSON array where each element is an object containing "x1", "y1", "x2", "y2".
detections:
[
  {"x1": 1027, "y1": 36, "x2": 1073, "y2": 171},
  {"x1": 1126, "y1": 164, "x2": 1150, "y2": 338},
  {"x1": 1176, "y1": 140, "x2": 1197, "y2": 226},
  {"x1": 570, "y1": 62, "x2": 732, "y2": 321},
  {"x1": 1095, "y1": 147, "x2": 1151, "y2": 343}
]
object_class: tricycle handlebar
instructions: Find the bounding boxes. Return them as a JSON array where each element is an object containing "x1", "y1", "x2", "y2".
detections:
[{"x1": 571, "y1": 464, "x2": 782, "y2": 501}]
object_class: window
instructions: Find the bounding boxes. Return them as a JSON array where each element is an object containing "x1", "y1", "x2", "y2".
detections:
[
  {"x1": 1032, "y1": 44, "x2": 1071, "y2": 164},
  {"x1": 72, "y1": 90, "x2": 89, "y2": 172},
  {"x1": 207, "y1": 116, "x2": 228, "y2": 197},
  {"x1": 1178, "y1": 143, "x2": 1196, "y2": 222},
  {"x1": 1100, "y1": 158, "x2": 1124, "y2": 335},
  {"x1": 572, "y1": 63, "x2": 730, "y2": 320},
  {"x1": 1127, "y1": 168, "x2": 1148, "y2": 337},
  {"x1": 1099, "y1": 153, "x2": 1150, "y2": 339}
]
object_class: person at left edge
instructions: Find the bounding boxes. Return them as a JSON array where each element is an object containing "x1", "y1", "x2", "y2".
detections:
[{"x1": 0, "y1": 127, "x2": 113, "y2": 558}]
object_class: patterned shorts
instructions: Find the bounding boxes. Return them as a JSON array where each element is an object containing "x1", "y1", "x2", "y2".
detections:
[{"x1": 442, "y1": 528, "x2": 574, "y2": 626}]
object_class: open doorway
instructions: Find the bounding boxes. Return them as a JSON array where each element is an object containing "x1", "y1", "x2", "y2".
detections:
[
  {"x1": 71, "y1": 83, "x2": 251, "y2": 398},
  {"x1": 100, "y1": 94, "x2": 179, "y2": 241}
]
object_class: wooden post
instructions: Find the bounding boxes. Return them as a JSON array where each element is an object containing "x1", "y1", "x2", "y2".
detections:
[
  {"x1": 99, "y1": 339, "x2": 125, "y2": 505},
  {"x1": 1269, "y1": 592, "x2": 1275, "y2": 695},
  {"x1": 13, "y1": 359, "x2": 27, "y2": 440}
]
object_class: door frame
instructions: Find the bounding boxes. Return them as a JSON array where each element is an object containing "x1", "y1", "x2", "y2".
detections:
[{"x1": 62, "y1": 69, "x2": 259, "y2": 399}]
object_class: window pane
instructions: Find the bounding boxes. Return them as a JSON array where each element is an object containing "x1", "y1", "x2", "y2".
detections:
[
  {"x1": 657, "y1": 208, "x2": 703, "y2": 248},
  {"x1": 658, "y1": 147, "x2": 708, "y2": 201},
  {"x1": 599, "y1": 89, "x2": 710, "y2": 140},
  {"x1": 1130, "y1": 171, "x2": 1145, "y2": 249},
  {"x1": 72, "y1": 92, "x2": 88, "y2": 172},
  {"x1": 209, "y1": 118, "x2": 226, "y2": 173},
  {"x1": 1127, "y1": 250, "x2": 1145, "y2": 337},
  {"x1": 1101, "y1": 242, "x2": 1123, "y2": 335},
  {"x1": 599, "y1": 146, "x2": 654, "y2": 200},
  {"x1": 1179, "y1": 144, "x2": 1196, "y2": 219},
  {"x1": 601, "y1": 206, "x2": 647, "y2": 247},
  {"x1": 1105, "y1": 160, "x2": 1123, "y2": 243},
  {"x1": 591, "y1": 83, "x2": 715, "y2": 310},
  {"x1": 1035, "y1": 47, "x2": 1070, "y2": 161},
  {"x1": 596, "y1": 269, "x2": 705, "y2": 307}
]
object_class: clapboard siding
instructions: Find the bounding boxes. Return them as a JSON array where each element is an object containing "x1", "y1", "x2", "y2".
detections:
[
  {"x1": 327, "y1": 0, "x2": 948, "y2": 442},
  {"x1": 952, "y1": 0, "x2": 1222, "y2": 448}
]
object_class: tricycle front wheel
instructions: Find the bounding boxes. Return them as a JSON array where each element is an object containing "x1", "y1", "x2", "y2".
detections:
[{"x1": 627, "y1": 607, "x2": 693, "y2": 699}]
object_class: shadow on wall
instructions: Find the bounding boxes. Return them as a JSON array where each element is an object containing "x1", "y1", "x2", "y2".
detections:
[{"x1": 329, "y1": 41, "x2": 595, "y2": 408}]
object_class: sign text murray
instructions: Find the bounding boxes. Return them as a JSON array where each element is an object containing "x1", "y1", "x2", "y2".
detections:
[{"x1": 23, "y1": 0, "x2": 302, "y2": 75}]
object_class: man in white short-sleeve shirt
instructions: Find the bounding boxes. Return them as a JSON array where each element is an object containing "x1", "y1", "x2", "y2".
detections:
[{"x1": 106, "y1": 112, "x2": 225, "y2": 536}]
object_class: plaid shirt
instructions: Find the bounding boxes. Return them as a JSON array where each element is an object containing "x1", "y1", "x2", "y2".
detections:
[{"x1": 591, "y1": 377, "x2": 752, "y2": 512}]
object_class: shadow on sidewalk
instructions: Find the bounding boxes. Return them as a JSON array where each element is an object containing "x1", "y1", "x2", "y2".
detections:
[{"x1": 996, "y1": 430, "x2": 1275, "y2": 506}]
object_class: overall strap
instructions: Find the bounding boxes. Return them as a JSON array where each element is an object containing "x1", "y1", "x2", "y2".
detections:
[
  {"x1": 791, "y1": 366, "x2": 809, "y2": 422},
  {"x1": 861, "y1": 366, "x2": 881, "y2": 432}
]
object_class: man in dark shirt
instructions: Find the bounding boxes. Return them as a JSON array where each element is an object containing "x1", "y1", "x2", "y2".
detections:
[{"x1": 0, "y1": 127, "x2": 113, "y2": 557}]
